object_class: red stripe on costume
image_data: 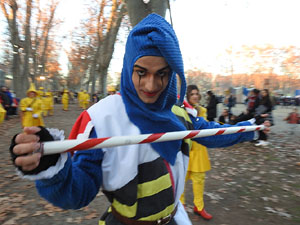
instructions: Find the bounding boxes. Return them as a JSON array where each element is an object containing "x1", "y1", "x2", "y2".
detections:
[
  {"x1": 184, "y1": 130, "x2": 200, "y2": 139},
  {"x1": 68, "y1": 111, "x2": 91, "y2": 140},
  {"x1": 163, "y1": 160, "x2": 175, "y2": 197},
  {"x1": 215, "y1": 129, "x2": 225, "y2": 135},
  {"x1": 182, "y1": 100, "x2": 193, "y2": 109},
  {"x1": 139, "y1": 133, "x2": 165, "y2": 144},
  {"x1": 67, "y1": 137, "x2": 110, "y2": 152},
  {"x1": 237, "y1": 128, "x2": 246, "y2": 133}
]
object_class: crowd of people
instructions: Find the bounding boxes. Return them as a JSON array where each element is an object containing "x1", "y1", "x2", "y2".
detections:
[{"x1": 0, "y1": 82, "x2": 120, "y2": 127}]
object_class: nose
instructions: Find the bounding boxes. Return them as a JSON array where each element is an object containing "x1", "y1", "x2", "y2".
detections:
[{"x1": 144, "y1": 74, "x2": 160, "y2": 92}]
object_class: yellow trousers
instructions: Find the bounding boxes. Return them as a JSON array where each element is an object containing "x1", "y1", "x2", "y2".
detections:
[
  {"x1": 63, "y1": 102, "x2": 68, "y2": 110},
  {"x1": 180, "y1": 171, "x2": 206, "y2": 210}
]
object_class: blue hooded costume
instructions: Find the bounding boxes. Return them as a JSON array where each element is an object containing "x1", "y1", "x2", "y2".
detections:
[{"x1": 121, "y1": 13, "x2": 187, "y2": 165}]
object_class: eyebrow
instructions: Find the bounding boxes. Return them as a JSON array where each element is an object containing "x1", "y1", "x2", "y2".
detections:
[{"x1": 133, "y1": 64, "x2": 170, "y2": 72}]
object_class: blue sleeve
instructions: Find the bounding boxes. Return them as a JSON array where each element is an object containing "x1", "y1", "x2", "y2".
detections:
[
  {"x1": 35, "y1": 128, "x2": 104, "y2": 209},
  {"x1": 190, "y1": 116, "x2": 254, "y2": 148}
]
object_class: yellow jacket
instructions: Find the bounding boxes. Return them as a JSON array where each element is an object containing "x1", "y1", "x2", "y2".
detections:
[
  {"x1": 62, "y1": 92, "x2": 69, "y2": 104},
  {"x1": 187, "y1": 106, "x2": 211, "y2": 172},
  {"x1": 0, "y1": 104, "x2": 6, "y2": 125},
  {"x1": 19, "y1": 97, "x2": 44, "y2": 127},
  {"x1": 45, "y1": 92, "x2": 54, "y2": 109}
]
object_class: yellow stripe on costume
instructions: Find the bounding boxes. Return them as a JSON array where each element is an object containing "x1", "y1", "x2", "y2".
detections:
[
  {"x1": 137, "y1": 173, "x2": 172, "y2": 198},
  {"x1": 112, "y1": 200, "x2": 137, "y2": 218},
  {"x1": 171, "y1": 106, "x2": 192, "y2": 123},
  {"x1": 139, "y1": 204, "x2": 175, "y2": 221}
]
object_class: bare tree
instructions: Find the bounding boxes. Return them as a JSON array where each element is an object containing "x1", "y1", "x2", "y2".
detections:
[{"x1": 0, "y1": 0, "x2": 61, "y2": 97}]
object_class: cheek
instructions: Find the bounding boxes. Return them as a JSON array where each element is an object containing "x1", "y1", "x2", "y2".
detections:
[{"x1": 132, "y1": 74, "x2": 140, "y2": 91}]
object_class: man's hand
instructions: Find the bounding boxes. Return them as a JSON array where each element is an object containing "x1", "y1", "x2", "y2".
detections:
[
  {"x1": 13, "y1": 127, "x2": 42, "y2": 171},
  {"x1": 262, "y1": 120, "x2": 271, "y2": 134}
]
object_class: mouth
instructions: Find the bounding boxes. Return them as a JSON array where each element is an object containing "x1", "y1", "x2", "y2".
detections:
[{"x1": 142, "y1": 91, "x2": 158, "y2": 97}]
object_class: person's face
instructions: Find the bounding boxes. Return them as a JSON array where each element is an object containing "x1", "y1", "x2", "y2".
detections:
[
  {"x1": 28, "y1": 91, "x2": 36, "y2": 98},
  {"x1": 222, "y1": 109, "x2": 228, "y2": 116},
  {"x1": 132, "y1": 56, "x2": 170, "y2": 104},
  {"x1": 188, "y1": 90, "x2": 200, "y2": 105},
  {"x1": 261, "y1": 90, "x2": 267, "y2": 96}
]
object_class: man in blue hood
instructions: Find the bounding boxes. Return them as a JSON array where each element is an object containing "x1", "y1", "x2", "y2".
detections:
[{"x1": 10, "y1": 14, "x2": 269, "y2": 225}]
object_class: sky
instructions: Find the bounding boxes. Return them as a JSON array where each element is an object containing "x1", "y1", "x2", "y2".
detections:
[
  {"x1": 110, "y1": 0, "x2": 300, "y2": 75},
  {"x1": 170, "y1": 0, "x2": 300, "y2": 73},
  {"x1": 2, "y1": 0, "x2": 300, "y2": 76}
]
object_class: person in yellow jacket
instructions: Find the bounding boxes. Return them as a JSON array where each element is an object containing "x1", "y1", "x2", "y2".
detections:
[
  {"x1": 43, "y1": 92, "x2": 53, "y2": 116},
  {"x1": 0, "y1": 103, "x2": 6, "y2": 125},
  {"x1": 61, "y1": 89, "x2": 69, "y2": 111},
  {"x1": 45, "y1": 89, "x2": 54, "y2": 116},
  {"x1": 37, "y1": 87, "x2": 46, "y2": 116},
  {"x1": 19, "y1": 83, "x2": 44, "y2": 128},
  {"x1": 180, "y1": 84, "x2": 213, "y2": 220},
  {"x1": 77, "y1": 89, "x2": 84, "y2": 108},
  {"x1": 81, "y1": 90, "x2": 90, "y2": 110}
]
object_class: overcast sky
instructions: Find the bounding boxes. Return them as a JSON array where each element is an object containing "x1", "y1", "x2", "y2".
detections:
[{"x1": 2, "y1": 0, "x2": 300, "y2": 75}]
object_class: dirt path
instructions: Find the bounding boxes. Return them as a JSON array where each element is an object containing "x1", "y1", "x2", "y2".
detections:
[{"x1": 0, "y1": 103, "x2": 299, "y2": 225}]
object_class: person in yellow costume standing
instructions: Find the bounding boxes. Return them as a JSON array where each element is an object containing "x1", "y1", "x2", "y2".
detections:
[
  {"x1": 0, "y1": 103, "x2": 6, "y2": 125},
  {"x1": 61, "y1": 89, "x2": 69, "y2": 111},
  {"x1": 43, "y1": 92, "x2": 53, "y2": 116},
  {"x1": 77, "y1": 89, "x2": 84, "y2": 108},
  {"x1": 19, "y1": 83, "x2": 44, "y2": 128},
  {"x1": 180, "y1": 84, "x2": 212, "y2": 220},
  {"x1": 37, "y1": 87, "x2": 46, "y2": 116},
  {"x1": 45, "y1": 89, "x2": 54, "y2": 116},
  {"x1": 82, "y1": 90, "x2": 90, "y2": 110}
]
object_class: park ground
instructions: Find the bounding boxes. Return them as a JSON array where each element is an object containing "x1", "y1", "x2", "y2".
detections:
[{"x1": 0, "y1": 102, "x2": 299, "y2": 225}]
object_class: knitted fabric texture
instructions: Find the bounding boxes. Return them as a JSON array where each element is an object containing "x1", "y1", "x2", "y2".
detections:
[{"x1": 120, "y1": 13, "x2": 186, "y2": 165}]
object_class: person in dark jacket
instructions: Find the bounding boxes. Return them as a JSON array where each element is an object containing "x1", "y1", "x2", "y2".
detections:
[
  {"x1": 218, "y1": 108, "x2": 234, "y2": 124},
  {"x1": 255, "y1": 89, "x2": 273, "y2": 146},
  {"x1": 206, "y1": 90, "x2": 218, "y2": 121},
  {"x1": 0, "y1": 86, "x2": 11, "y2": 120}
]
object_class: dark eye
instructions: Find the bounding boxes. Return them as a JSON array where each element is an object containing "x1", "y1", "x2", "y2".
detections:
[
  {"x1": 136, "y1": 70, "x2": 146, "y2": 76},
  {"x1": 157, "y1": 70, "x2": 169, "y2": 77}
]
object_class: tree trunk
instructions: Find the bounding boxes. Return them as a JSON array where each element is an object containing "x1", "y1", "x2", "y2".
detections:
[
  {"x1": 97, "y1": 1, "x2": 126, "y2": 95},
  {"x1": 124, "y1": 0, "x2": 168, "y2": 26}
]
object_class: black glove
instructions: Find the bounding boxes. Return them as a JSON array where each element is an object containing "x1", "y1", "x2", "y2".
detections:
[{"x1": 9, "y1": 126, "x2": 60, "y2": 175}]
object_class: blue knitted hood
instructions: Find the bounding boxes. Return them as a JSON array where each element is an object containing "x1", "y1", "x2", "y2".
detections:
[{"x1": 120, "y1": 14, "x2": 187, "y2": 165}]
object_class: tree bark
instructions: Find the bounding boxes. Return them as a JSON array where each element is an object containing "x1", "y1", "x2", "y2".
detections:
[
  {"x1": 124, "y1": 0, "x2": 168, "y2": 26},
  {"x1": 98, "y1": 1, "x2": 126, "y2": 95}
]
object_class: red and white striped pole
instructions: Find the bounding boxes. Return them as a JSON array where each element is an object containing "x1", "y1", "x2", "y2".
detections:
[{"x1": 40, "y1": 125, "x2": 265, "y2": 155}]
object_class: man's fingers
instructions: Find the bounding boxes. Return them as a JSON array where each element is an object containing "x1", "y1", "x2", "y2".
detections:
[
  {"x1": 15, "y1": 132, "x2": 40, "y2": 144},
  {"x1": 23, "y1": 126, "x2": 41, "y2": 134},
  {"x1": 22, "y1": 162, "x2": 40, "y2": 171},
  {"x1": 13, "y1": 142, "x2": 40, "y2": 155},
  {"x1": 14, "y1": 153, "x2": 41, "y2": 169}
]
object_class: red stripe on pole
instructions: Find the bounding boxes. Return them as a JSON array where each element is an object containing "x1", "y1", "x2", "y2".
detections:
[
  {"x1": 256, "y1": 127, "x2": 261, "y2": 130},
  {"x1": 237, "y1": 128, "x2": 246, "y2": 133},
  {"x1": 67, "y1": 137, "x2": 110, "y2": 152},
  {"x1": 184, "y1": 130, "x2": 200, "y2": 139},
  {"x1": 215, "y1": 129, "x2": 226, "y2": 135},
  {"x1": 139, "y1": 133, "x2": 165, "y2": 144}
]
